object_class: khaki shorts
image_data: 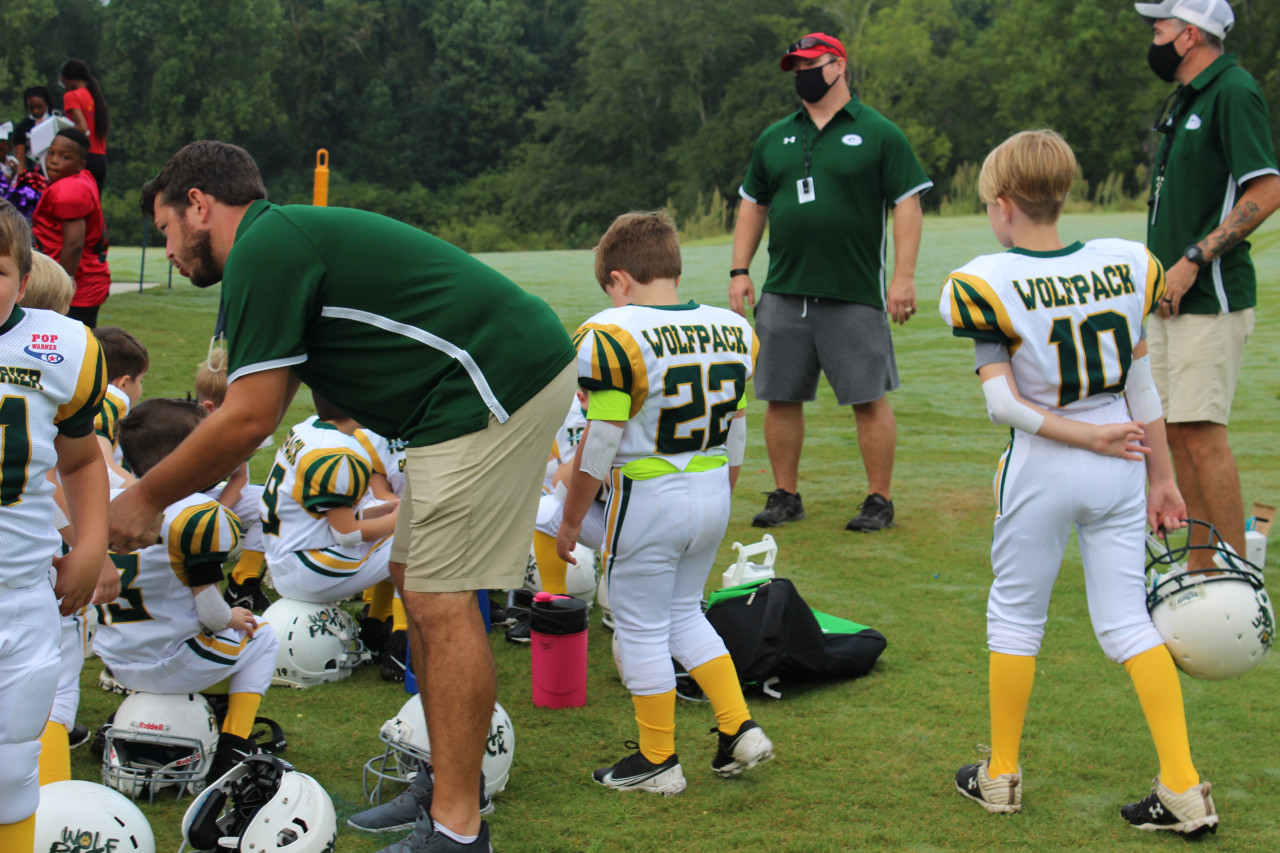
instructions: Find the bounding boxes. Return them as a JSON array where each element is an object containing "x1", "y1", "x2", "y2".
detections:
[
  {"x1": 392, "y1": 362, "x2": 576, "y2": 593},
  {"x1": 1147, "y1": 308, "x2": 1254, "y2": 425}
]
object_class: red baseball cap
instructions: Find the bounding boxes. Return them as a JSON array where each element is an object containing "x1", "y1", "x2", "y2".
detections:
[{"x1": 780, "y1": 33, "x2": 847, "y2": 71}]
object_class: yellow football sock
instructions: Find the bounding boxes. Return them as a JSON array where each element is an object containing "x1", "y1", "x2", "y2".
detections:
[
  {"x1": 633, "y1": 690, "x2": 676, "y2": 764},
  {"x1": 366, "y1": 580, "x2": 396, "y2": 622},
  {"x1": 231, "y1": 550, "x2": 265, "y2": 584},
  {"x1": 533, "y1": 531, "x2": 568, "y2": 595},
  {"x1": 1125, "y1": 645, "x2": 1199, "y2": 792},
  {"x1": 689, "y1": 655, "x2": 751, "y2": 736},
  {"x1": 392, "y1": 596, "x2": 408, "y2": 632},
  {"x1": 38, "y1": 721, "x2": 71, "y2": 785},
  {"x1": 0, "y1": 814, "x2": 36, "y2": 851},
  {"x1": 989, "y1": 652, "x2": 1035, "y2": 777},
  {"x1": 223, "y1": 692, "x2": 262, "y2": 739}
]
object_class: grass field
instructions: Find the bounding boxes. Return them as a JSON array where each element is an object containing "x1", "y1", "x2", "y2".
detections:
[{"x1": 69, "y1": 211, "x2": 1279, "y2": 852}]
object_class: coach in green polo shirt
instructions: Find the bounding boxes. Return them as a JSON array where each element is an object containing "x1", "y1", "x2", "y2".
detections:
[
  {"x1": 1136, "y1": 0, "x2": 1280, "y2": 568},
  {"x1": 729, "y1": 32, "x2": 931, "y2": 534},
  {"x1": 111, "y1": 141, "x2": 575, "y2": 853}
]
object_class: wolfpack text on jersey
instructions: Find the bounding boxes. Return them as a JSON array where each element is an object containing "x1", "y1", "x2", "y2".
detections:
[{"x1": 940, "y1": 239, "x2": 1165, "y2": 412}]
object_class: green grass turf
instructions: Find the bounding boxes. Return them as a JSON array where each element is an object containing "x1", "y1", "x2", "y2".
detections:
[{"x1": 72, "y1": 211, "x2": 1280, "y2": 851}]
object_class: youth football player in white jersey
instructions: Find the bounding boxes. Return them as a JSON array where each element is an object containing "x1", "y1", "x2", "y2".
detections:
[
  {"x1": 96, "y1": 397, "x2": 278, "y2": 781},
  {"x1": 92, "y1": 326, "x2": 148, "y2": 488},
  {"x1": 260, "y1": 392, "x2": 399, "y2": 603},
  {"x1": 0, "y1": 199, "x2": 108, "y2": 852},
  {"x1": 939, "y1": 130, "x2": 1216, "y2": 836},
  {"x1": 195, "y1": 350, "x2": 272, "y2": 612},
  {"x1": 558, "y1": 211, "x2": 774, "y2": 795},
  {"x1": 351, "y1": 426, "x2": 413, "y2": 680}
]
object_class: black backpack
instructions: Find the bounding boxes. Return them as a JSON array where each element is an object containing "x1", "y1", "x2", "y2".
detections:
[{"x1": 704, "y1": 578, "x2": 885, "y2": 694}]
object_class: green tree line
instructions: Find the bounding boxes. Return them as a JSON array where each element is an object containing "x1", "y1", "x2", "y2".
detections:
[{"x1": 4, "y1": 0, "x2": 1279, "y2": 249}]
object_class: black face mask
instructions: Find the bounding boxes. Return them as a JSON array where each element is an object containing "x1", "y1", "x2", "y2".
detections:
[
  {"x1": 1148, "y1": 38, "x2": 1185, "y2": 83},
  {"x1": 794, "y1": 62, "x2": 836, "y2": 103}
]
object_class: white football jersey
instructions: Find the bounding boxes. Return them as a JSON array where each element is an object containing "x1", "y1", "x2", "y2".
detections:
[
  {"x1": 260, "y1": 416, "x2": 376, "y2": 558},
  {"x1": 354, "y1": 428, "x2": 407, "y2": 496},
  {"x1": 0, "y1": 308, "x2": 106, "y2": 589},
  {"x1": 939, "y1": 239, "x2": 1165, "y2": 412},
  {"x1": 572, "y1": 302, "x2": 757, "y2": 469},
  {"x1": 94, "y1": 382, "x2": 130, "y2": 463},
  {"x1": 95, "y1": 491, "x2": 243, "y2": 665}
]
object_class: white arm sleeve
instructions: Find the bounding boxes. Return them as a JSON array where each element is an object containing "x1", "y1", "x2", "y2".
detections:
[
  {"x1": 195, "y1": 584, "x2": 234, "y2": 632},
  {"x1": 579, "y1": 422, "x2": 624, "y2": 480},
  {"x1": 1125, "y1": 354, "x2": 1163, "y2": 424},
  {"x1": 726, "y1": 415, "x2": 747, "y2": 467},
  {"x1": 982, "y1": 376, "x2": 1045, "y2": 434}
]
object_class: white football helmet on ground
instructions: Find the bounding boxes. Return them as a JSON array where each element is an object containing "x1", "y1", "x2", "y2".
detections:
[
  {"x1": 181, "y1": 754, "x2": 336, "y2": 853},
  {"x1": 524, "y1": 543, "x2": 599, "y2": 606},
  {"x1": 263, "y1": 598, "x2": 371, "y2": 688},
  {"x1": 363, "y1": 697, "x2": 514, "y2": 803},
  {"x1": 35, "y1": 780, "x2": 156, "y2": 853},
  {"x1": 1147, "y1": 519, "x2": 1274, "y2": 680},
  {"x1": 103, "y1": 692, "x2": 219, "y2": 801}
]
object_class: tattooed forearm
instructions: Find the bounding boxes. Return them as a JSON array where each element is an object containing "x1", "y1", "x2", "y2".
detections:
[{"x1": 1204, "y1": 200, "x2": 1262, "y2": 259}]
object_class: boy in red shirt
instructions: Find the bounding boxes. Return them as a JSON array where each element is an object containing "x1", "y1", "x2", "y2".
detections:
[{"x1": 32, "y1": 129, "x2": 110, "y2": 327}]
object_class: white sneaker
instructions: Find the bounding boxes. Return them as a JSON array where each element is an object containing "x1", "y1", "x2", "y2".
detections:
[
  {"x1": 955, "y1": 760, "x2": 1022, "y2": 814},
  {"x1": 1120, "y1": 776, "x2": 1218, "y2": 837},
  {"x1": 711, "y1": 720, "x2": 774, "y2": 777}
]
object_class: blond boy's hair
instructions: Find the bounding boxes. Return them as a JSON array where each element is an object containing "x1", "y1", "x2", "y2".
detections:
[
  {"x1": 21, "y1": 253, "x2": 75, "y2": 314},
  {"x1": 194, "y1": 348, "x2": 228, "y2": 407},
  {"x1": 978, "y1": 129, "x2": 1076, "y2": 224},
  {"x1": 593, "y1": 210, "x2": 682, "y2": 291}
]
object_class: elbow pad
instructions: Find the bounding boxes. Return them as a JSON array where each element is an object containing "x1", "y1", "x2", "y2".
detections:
[
  {"x1": 982, "y1": 377, "x2": 1045, "y2": 434},
  {"x1": 726, "y1": 415, "x2": 747, "y2": 467},
  {"x1": 195, "y1": 584, "x2": 234, "y2": 632},
  {"x1": 579, "y1": 422, "x2": 624, "y2": 480},
  {"x1": 1125, "y1": 355, "x2": 1163, "y2": 424}
]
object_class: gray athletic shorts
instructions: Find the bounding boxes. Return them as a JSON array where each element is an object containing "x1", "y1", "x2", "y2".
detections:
[{"x1": 753, "y1": 292, "x2": 900, "y2": 406}]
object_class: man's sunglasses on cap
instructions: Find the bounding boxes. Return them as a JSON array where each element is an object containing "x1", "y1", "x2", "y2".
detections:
[{"x1": 788, "y1": 36, "x2": 838, "y2": 54}]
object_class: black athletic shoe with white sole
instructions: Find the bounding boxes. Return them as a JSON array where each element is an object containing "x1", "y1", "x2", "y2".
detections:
[
  {"x1": 711, "y1": 720, "x2": 774, "y2": 777},
  {"x1": 593, "y1": 743, "x2": 686, "y2": 795},
  {"x1": 1120, "y1": 776, "x2": 1218, "y2": 837},
  {"x1": 67, "y1": 723, "x2": 92, "y2": 749}
]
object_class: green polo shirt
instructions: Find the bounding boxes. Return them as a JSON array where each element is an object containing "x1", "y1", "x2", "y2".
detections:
[
  {"x1": 1147, "y1": 54, "x2": 1278, "y2": 314},
  {"x1": 222, "y1": 201, "x2": 574, "y2": 446},
  {"x1": 739, "y1": 95, "x2": 932, "y2": 307}
]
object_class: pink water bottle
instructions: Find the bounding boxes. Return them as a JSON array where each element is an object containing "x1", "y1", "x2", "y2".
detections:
[{"x1": 530, "y1": 592, "x2": 589, "y2": 708}]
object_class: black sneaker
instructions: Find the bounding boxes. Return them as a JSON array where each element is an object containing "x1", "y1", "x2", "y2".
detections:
[
  {"x1": 380, "y1": 630, "x2": 408, "y2": 683},
  {"x1": 845, "y1": 493, "x2": 894, "y2": 532},
  {"x1": 504, "y1": 613, "x2": 531, "y2": 645},
  {"x1": 224, "y1": 576, "x2": 271, "y2": 612},
  {"x1": 752, "y1": 489, "x2": 805, "y2": 528},
  {"x1": 208, "y1": 732, "x2": 256, "y2": 784},
  {"x1": 351, "y1": 764, "x2": 494, "y2": 833},
  {"x1": 89, "y1": 713, "x2": 115, "y2": 759},
  {"x1": 362, "y1": 614, "x2": 394, "y2": 660},
  {"x1": 1120, "y1": 776, "x2": 1218, "y2": 837},
  {"x1": 593, "y1": 743, "x2": 686, "y2": 795},
  {"x1": 67, "y1": 723, "x2": 92, "y2": 749},
  {"x1": 710, "y1": 720, "x2": 774, "y2": 777},
  {"x1": 375, "y1": 811, "x2": 492, "y2": 853}
]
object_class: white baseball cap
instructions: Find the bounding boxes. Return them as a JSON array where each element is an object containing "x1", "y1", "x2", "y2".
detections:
[{"x1": 1135, "y1": 0, "x2": 1234, "y2": 40}]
